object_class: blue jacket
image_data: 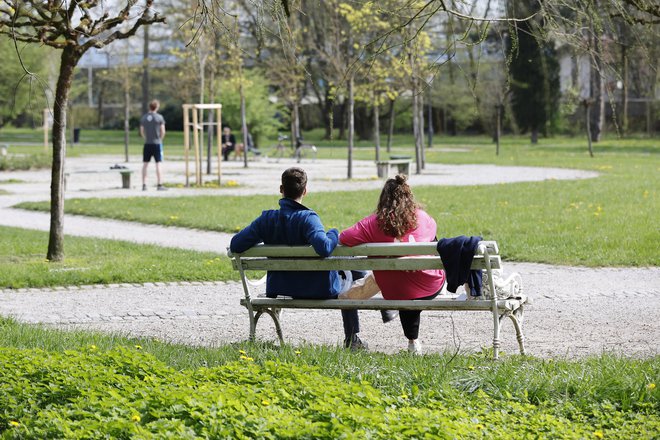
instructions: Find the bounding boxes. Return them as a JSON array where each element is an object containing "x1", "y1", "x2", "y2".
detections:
[
  {"x1": 229, "y1": 198, "x2": 341, "y2": 299},
  {"x1": 437, "y1": 235, "x2": 483, "y2": 296}
]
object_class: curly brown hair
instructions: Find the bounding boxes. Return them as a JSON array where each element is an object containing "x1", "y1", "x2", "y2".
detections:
[{"x1": 376, "y1": 174, "x2": 419, "y2": 238}]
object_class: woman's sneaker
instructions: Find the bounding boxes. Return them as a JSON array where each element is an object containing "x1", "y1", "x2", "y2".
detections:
[{"x1": 408, "y1": 340, "x2": 422, "y2": 355}]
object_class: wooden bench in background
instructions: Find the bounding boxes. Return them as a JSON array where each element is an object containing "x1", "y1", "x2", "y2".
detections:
[{"x1": 228, "y1": 241, "x2": 527, "y2": 359}]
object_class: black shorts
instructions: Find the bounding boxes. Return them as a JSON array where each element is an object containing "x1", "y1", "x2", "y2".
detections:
[{"x1": 143, "y1": 144, "x2": 163, "y2": 162}]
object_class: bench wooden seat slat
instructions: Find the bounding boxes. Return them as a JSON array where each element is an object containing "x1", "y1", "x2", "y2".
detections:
[
  {"x1": 229, "y1": 241, "x2": 526, "y2": 359},
  {"x1": 241, "y1": 297, "x2": 525, "y2": 312}
]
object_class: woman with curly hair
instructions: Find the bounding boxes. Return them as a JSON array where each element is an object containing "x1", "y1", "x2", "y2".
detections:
[{"x1": 339, "y1": 174, "x2": 446, "y2": 354}]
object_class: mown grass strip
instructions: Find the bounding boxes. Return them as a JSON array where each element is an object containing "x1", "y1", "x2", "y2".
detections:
[{"x1": 0, "y1": 226, "x2": 235, "y2": 289}]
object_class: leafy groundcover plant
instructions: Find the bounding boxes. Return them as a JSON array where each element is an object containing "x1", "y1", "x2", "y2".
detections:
[{"x1": 1, "y1": 347, "x2": 657, "y2": 439}]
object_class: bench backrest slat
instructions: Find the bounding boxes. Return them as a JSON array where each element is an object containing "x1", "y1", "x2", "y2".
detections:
[
  {"x1": 229, "y1": 241, "x2": 498, "y2": 258},
  {"x1": 233, "y1": 256, "x2": 499, "y2": 271},
  {"x1": 229, "y1": 242, "x2": 501, "y2": 272}
]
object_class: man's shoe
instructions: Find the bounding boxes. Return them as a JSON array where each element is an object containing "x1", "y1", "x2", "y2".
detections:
[
  {"x1": 142, "y1": 184, "x2": 147, "y2": 191},
  {"x1": 408, "y1": 340, "x2": 422, "y2": 355},
  {"x1": 157, "y1": 184, "x2": 168, "y2": 191},
  {"x1": 381, "y1": 310, "x2": 398, "y2": 323},
  {"x1": 344, "y1": 334, "x2": 368, "y2": 351}
]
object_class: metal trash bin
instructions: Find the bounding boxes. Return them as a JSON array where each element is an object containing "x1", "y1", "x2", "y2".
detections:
[
  {"x1": 120, "y1": 170, "x2": 133, "y2": 189},
  {"x1": 73, "y1": 128, "x2": 81, "y2": 143}
]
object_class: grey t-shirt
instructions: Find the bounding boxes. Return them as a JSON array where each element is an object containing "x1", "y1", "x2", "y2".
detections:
[{"x1": 140, "y1": 112, "x2": 165, "y2": 144}]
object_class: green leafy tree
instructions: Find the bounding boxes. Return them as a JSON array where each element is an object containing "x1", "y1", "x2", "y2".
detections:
[
  {"x1": 0, "y1": 0, "x2": 165, "y2": 261},
  {"x1": 218, "y1": 70, "x2": 285, "y2": 149},
  {"x1": 0, "y1": 38, "x2": 49, "y2": 127}
]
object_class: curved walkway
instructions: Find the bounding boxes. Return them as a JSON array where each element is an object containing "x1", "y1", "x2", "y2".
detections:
[{"x1": 1, "y1": 156, "x2": 658, "y2": 358}]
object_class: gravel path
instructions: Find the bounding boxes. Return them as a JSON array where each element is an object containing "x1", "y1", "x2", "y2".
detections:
[{"x1": 1, "y1": 155, "x2": 658, "y2": 358}]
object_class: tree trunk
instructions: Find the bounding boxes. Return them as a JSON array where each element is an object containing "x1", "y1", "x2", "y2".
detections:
[
  {"x1": 323, "y1": 88, "x2": 334, "y2": 140},
  {"x1": 531, "y1": 128, "x2": 539, "y2": 144},
  {"x1": 418, "y1": 91, "x2": 425, "y2": 170},
  {"x1": 386, "y1": 98, "x2": 395, "y2": 153},
  {"x1": 47, "y1": 47, "x2": 80, "y2": 261},
  {"x1": 373, "y1": 99, "x2": 380, "y2": 162},
  {"x1": 427, "y1": 93, "x2": 433, "y2": 149},
  {"x1": 124, "y1": 83, "x2": 130, "y2": 163},
  {"x1": 347, "y1": 75, "x2": 354, "y2": 179},
  {"x1": 240, "y1": 79, "x2": 249, "y2": 168},
  {"x1": 338, "y1": 100, "x2": 347, "y2": 140},
  {"x1": 141, "y1": 25, "x2": 150, "y2": 115},
  {"x1": 495, "y1": 104, "x2": 501, "y2": 156},
  {"x1": 589, "y1": 35, "x2": 604, "y2": 142},
  {"x1": 97, "y1": 81, "x2": 105, "y2": 128},
  {"x1": 621, "y1": 45, "x2": 628, "y2": 136},
  {"x1": 412, "y1": 77, "x2": 422, "y2": 174},
  {"x1": 584, "y1": 100, "x2": 594, "y2": 157},
  {"x1": 290, "y1": 102, "x2": 300, "y2": 150}
]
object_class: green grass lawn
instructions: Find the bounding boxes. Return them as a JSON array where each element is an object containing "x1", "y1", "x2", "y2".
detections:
[
  {"x1": 0, "y1": 226, "x2": 236, "y2": 289},
  {"x1": 1, "y1": 317, "x2": 658, "y2": 438},
  {"x1": 16, "y1": 138, "x2": 659, "y2": 266}
]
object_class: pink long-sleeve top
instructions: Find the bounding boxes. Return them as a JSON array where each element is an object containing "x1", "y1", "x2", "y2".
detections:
[{"x1": 339, "y1": 210, "x2": 446, "y2": 300}]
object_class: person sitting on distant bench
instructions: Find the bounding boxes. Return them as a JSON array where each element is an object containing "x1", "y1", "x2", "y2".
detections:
[{"x1": 221, "y1": 126, "x2": 236, "y2": 161}]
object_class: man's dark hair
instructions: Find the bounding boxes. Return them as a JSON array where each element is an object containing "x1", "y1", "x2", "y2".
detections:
[{"x1": 281, "y1": 167, "x2": 307, "y2": 199}]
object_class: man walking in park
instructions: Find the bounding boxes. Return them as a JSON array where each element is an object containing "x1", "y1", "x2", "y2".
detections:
[{"x1": 140, "y1": 99, "x2": 167, "y2": 191}]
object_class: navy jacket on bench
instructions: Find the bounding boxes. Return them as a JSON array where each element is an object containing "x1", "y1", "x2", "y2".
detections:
[{"x1": 437, "y1": 235, "x2": 483, "y2": 297}]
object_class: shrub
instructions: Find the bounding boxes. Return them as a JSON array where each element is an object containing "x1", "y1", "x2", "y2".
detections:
[
  {"x1": 1, "y1": 347, "x2": 657, "y2": 439},
  {"x1": 0, "y1": 153, "x2": 51, "y2": 171}
]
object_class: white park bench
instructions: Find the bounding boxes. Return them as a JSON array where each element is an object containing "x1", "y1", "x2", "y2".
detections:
[{"x1": 228, "y1": 241, "x2": 528, "y2": 359}]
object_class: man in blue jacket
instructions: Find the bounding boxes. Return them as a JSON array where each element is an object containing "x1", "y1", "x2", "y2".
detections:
[{"x1": 229, "y1": 167, "x2": 365, "y2": 350}]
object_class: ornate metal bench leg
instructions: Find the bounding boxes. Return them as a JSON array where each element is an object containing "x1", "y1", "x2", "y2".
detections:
[
  {"x1": 251, "y1": 310, "x2": 265, "y2": 342},
  {"x1": 262, "y1": 308, "x2": 285, "y2": 345},
  {"x1": 247, "y1": 308, "x2": 258, "y2": 341},
  {"x1": 272, "y1": 308, "x2": 284, "y2": 344},
  {"x1": 492, "y1": 309, "x2": 501, "y2": 360},
  {"x1": 509, "y1": 307, "x2": 526, "y2": 355}
]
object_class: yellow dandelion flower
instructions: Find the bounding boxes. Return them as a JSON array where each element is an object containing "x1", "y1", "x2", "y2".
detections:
[
  {"x1": 647, "y1": 383, "x2": 656, "y2": 390},
  {"x1": 134, "y1": 345, "x2": 143, "y2": 350},
  {"x1": 89, "y1": 344, "x2": 97, "y2": 350},
  {"x1": 131, "y1": 414, "x2": 141, "y2": 422},
  {"x1": 399, "y1": 394, "x2": 408, "y2": 399},
  {"x1": 9, "y1": 421, "x2": 20, "y2": 427},
  {"x1": 262, "y1": 400, "x2": 270, "y2": 406},
  {"x1": 239, "y1": 349, "x2": 247, "y2": 355},
  {"x1": 294, "y1": 350, "x2": 302, "y2": 355},
  {"x1": 468, "y1": 365, "x2": 475, "y2": 370},
  {"x1": 593, "y1": 430, "x2": 604, "y2": 438}
]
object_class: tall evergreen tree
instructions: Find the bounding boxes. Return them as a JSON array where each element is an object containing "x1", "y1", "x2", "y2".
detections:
[{"x1": 507, "y1": 2, "x2": 560, "y2": 143}]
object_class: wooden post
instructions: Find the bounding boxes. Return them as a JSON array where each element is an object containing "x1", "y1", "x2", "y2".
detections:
[
  {"x1": 216, "y1": 107, "x2": 222, "y2": 185},
  {"x1": 192, "y1": 105, "x2": 201, "y2": 185},
  {"x1": 183, "y1": 104, "x2": 191, "y2": 187}
]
